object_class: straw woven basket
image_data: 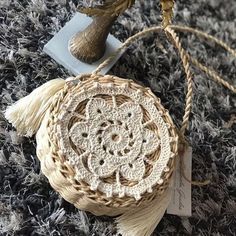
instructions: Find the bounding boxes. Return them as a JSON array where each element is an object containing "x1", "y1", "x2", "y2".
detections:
[{"x1": 36, "y1": 73, "x2": 179, "y2": 216}]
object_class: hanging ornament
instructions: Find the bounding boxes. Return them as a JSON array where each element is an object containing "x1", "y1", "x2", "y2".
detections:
[{"x1": 4, "y1": 19, "x2": 236, "y2": 236}]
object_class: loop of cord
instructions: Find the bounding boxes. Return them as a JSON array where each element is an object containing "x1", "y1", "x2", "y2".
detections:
[
  {"x1": 92, "y1": 26, "x2": 163, "y2": 75},
  {"x1": 92, "y1": 24, "x2": 236, "y2": 186},
  {"x1": 163, "y1": 29, "x2": 211, "y2": 185},
  {"x1": 92, "y1": 26, "x2": 193, "y2": 135},
  {"x1": 93, "y1": 24, "x2": 236, "y2": 93}
]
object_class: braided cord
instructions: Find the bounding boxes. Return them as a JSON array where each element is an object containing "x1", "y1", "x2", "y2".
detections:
[
  {"x1": 171, "y1": 25, "x2": 236, "y2": 93},
  {"x1": 165, "y1": 27, "x2": 193, "y2": 135},
  {"x1": 94, "y1": 26, "x2": 194, "y2": 136},
  {"x1": 190, "y1": 57, "x2": 236, "y2": 93},
  {"x1": 92, "y1": 24, "x2": 236, "y2": 186},
  {"x1": 171, "y1": 25, "x2": 236, "y2": 57},
  {"x1": 94, "y1": 24, "x2": 236, "y2": 135},
  {"x1": 93, "y1": 26, "x2": 163, "y2": 74}
]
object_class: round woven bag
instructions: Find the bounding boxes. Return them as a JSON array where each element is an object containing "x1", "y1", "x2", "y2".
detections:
[
  {"x1": 8, "y1": 24, "x2": 236, "y2": 236},
  {"x1": 36, "y1": 74, "x2": 179, "y2": 216},
  {"x1": 5, "y1": 26, "x2": 186, "y2": 236}
]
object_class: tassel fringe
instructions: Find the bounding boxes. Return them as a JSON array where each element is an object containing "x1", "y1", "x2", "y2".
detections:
[
  {"x1": 116, "y1": 187, "x2": 172, "y2": 236},
  {"x1": 5, "y1": 79, "x2": 66, "y2": 137}
]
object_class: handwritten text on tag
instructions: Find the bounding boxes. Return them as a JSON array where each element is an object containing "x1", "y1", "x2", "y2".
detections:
[{"x1": 167, "y1": 146, "x2": 192, "y2": 217}]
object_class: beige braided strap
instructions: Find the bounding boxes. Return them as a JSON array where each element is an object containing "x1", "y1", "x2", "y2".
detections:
[
  {"x1": 163, "y1": 28, "x2": 210, "y2": 186},
  {"x1": 171, "y1": 25, "x2": 236, "y2": 57},
  {"x1": 94, "y1": 24, "x2": 236, "y2": 135},
  {"x1": 165, "y1": 27, "x2": 193, "y2": 136},
  {"x1": 190, "y1": 58, "x2": 236, "y2": 93},
  {"x1": 92, "y1": 24, "x2": 236, "y2": 187},
  {"x1": 171, "y1": 25, "x2": 236, "y2": 93},
  {"x1": 93, "y1": 26, "x2": 163, "y2": 74},
  {"x1": 93, "y1": 26, "x2": 194, "y2": 136}
]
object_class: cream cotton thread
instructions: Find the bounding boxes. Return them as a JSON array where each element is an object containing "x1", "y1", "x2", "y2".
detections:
[{"x1": 56, "y1": 80, "x2": 176, "y2": 200}]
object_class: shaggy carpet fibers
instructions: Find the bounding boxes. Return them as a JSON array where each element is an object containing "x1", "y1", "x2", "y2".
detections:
[{"x1": 0, "y1": 0, "x2": 236, "y2": 235}]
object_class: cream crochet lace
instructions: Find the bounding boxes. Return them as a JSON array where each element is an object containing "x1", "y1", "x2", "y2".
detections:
[{"x1": 57, "y1": 80, "x2": 176, "y2": 200}]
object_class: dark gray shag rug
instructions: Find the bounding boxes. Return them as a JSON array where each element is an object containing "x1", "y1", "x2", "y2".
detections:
[{"x1": 0, "y1": 0, "x2": 236, "y2": 235}]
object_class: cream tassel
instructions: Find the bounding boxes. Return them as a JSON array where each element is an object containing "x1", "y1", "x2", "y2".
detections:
[
  {"x1": 116, "y1": 187, "x2": 172, "y2": 236},
  {"x1": 5, "y1": 79, "x2": 66, "y2": 137}
]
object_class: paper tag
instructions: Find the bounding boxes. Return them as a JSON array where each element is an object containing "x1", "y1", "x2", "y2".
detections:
[{"x1": 167, "y1": 146, "x2": 192, "y2": 217}]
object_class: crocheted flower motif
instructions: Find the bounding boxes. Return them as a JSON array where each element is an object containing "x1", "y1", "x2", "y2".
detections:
[
  {"x1": 57, "y1": 79, "x2": 175, "y2": 200},
  {"x1": 69, "y1": 98, "x2": 160, "y2": 182}
]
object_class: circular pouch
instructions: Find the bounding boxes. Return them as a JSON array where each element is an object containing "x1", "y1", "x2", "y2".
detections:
[{"x1": 36, "y1": 74, "x2": 178, "y2": 216}]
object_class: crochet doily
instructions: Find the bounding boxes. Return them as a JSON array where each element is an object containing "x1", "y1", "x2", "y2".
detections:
[{"x1": 50, "y1": 75, "x2": 178, "y2": 201}]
